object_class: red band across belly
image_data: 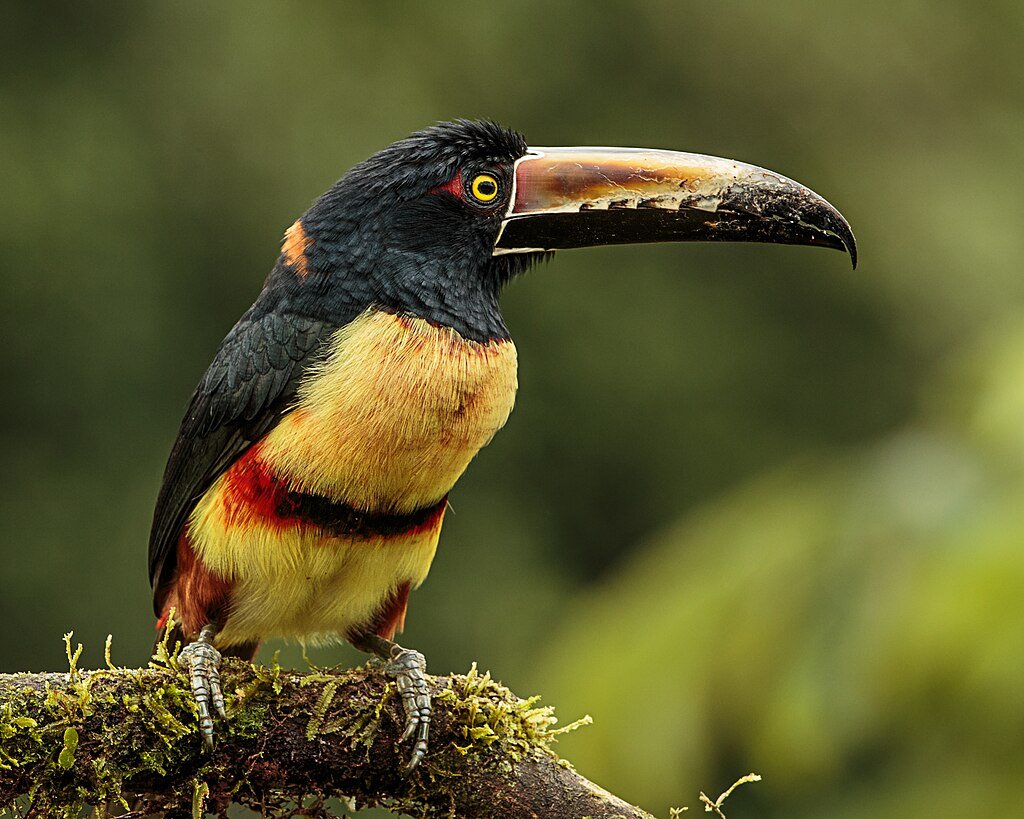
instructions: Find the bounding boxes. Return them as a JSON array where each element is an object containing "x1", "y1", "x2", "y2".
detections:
[{"x1": 220, "y1": 445, "x2": 447, "y2": 538}]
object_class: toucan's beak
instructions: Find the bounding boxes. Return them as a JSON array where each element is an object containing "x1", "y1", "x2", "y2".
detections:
[{"x1": 494, "y1": 147, "x2": 857, "y2": 268}]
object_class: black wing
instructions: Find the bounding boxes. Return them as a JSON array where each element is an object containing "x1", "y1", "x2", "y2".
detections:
[{"x1": 148, "y1": 309, "x2": 335, "y2": 613}]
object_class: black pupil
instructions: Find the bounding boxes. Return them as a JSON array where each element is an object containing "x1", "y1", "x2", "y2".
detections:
[{"x1": 477, "y1": 178, "x2": 496, "y2": 196}]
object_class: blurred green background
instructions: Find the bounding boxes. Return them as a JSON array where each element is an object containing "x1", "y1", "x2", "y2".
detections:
[{"x1": 2, "y1": 1, "x2": 1022, "y2": 816}]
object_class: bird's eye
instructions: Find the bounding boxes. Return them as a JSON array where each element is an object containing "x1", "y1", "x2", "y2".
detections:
[{"x1": 470, "y1": 173, "x2": 499, "y2": 203}]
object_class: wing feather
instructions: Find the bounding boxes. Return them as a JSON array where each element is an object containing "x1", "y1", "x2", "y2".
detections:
[{"x1": 148, "y1": 309, "x2": 335, "y2": 613}]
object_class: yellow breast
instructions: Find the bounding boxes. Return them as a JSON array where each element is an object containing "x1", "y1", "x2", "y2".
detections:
[
  {"x1": 186, "y1": 309, "x2": 518, "y2": 646},
  {"x1": 261, "y1": 309, "x2": 519, "y2": 512}
]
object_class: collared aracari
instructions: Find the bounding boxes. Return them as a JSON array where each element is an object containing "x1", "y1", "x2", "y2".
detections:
[{"x1": 149, "y1": 120, "x2": 855, "y2": 770}]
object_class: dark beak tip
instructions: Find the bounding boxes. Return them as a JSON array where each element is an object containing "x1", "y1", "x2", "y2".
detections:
[
  {"x1": 817, "y1": 201, "x2": 857, "y2": 269},
  {"x1": 837, "y1": 228, "x2": 858, "y2": 270},
  {"x1": 838, "y1": 222, "x2": 858, "y2": 270}
]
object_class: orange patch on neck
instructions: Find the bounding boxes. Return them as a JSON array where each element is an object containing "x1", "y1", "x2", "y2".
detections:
[{"x1": 282, "y1": 220, "x2": 312, "y2": 277}]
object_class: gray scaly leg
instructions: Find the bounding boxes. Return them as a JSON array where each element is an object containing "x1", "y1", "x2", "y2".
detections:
[
  {"x1": 178, "y1": 623, "x2": 226, "y2": 747},
  {"x1": 353, "y1": 632, "x2": 431, "y2": 772}
]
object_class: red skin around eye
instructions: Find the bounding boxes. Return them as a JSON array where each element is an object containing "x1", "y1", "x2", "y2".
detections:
[{"x1": 428, "y1": 170, "x2": 464, "y2": 198}]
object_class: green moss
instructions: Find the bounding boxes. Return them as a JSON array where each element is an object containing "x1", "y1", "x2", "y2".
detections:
[
  {"x1": 435, "y1": 662, "x2": 591, "y2": 761},
  {"x1": 1, "y1": 631, "x2": 592, "y2": 818},
  {"x1": 192, "y1": 778, "x2": 210, "y2": 819},
  {"x1": 56, "y1": 728, "x2": 78, "y2": 770},
  {"x1": 0, "y1": 697, "x2": 44, "y2": 772},
  {"x1": 0, "y1": 627, "x2": 207, "y2": 815}
]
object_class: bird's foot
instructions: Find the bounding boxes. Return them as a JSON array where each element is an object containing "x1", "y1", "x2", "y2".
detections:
[
  {"x1": 178, "y1": 625, "x2": 225, "y2": 748},
  {"x1": 352, "y1": 632, "x2": 432, "y2": 771},
  {"x1": 384, "y1": 645, "x2": 431, "y2": 772}
]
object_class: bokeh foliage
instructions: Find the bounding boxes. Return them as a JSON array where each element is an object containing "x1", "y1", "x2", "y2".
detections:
[{"x1": 1, "y1": 2, "x2": 1021, "y2": 817}]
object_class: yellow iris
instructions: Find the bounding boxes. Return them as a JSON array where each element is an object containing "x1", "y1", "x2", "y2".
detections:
[{"x1": 470, "y1": 173, "x2": 499, "y2": 203}]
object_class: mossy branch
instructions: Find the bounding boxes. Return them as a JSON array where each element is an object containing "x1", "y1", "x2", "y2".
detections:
[{"x1": 0, "y1": 653, "x2": 654, "y2": 818}]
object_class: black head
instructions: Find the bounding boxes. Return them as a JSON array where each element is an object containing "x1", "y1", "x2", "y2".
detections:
[
  {"x1": 265, "y1": 120, "x2": 856, "y2": 344},
  {"x1": 279, "y1": 120, "x2": 540, "y2": 342}
]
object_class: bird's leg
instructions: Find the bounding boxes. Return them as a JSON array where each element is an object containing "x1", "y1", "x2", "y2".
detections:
[
  {"x1": 352, "y1": 632, "x2": 431, "y2": 772},
  {"x1": 178, "y1": 623, "x2": 225, "y2": 748}
]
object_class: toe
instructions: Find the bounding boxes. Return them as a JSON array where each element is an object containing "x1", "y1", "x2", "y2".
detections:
[
  {"x1": 180, "y1": 640, "x2": 224, "y2": 747},
  {"x1": 384, "y1": 648, "x2": 432, "y2": 771},
  {"x1": 209, "y1": 667, "x2": 226, "y2": 719}
]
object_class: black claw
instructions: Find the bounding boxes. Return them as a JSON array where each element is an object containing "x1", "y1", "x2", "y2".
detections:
[{"x1": 405, "y1": 737, "x2": 428, "y2": 773}]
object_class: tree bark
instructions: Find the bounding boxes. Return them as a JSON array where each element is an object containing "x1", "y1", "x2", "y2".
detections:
[{"x1": 0, "y1": 657, "x2": 655, "y2": 818}]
